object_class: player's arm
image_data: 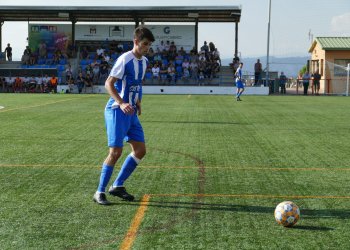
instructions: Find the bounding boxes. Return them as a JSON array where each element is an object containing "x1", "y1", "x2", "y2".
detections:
[{"x1": 105, "y1": 76, "x2": 134, "y2": 115}]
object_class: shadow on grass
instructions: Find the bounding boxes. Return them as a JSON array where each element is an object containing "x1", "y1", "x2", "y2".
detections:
[
  {"x1": 292, "y1": 225, "x2": 334, "y2": 231},
  {"x1": 112, "y1": 198, "x2": 350, "y2": 221},
  {"x1": 143, "y1": 120, "x2": 249, "y2": 125}
]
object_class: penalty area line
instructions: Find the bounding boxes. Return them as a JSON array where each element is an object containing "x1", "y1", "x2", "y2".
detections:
[{"x1": 119, "y1": 194, "x2": 151, "y2": 250}]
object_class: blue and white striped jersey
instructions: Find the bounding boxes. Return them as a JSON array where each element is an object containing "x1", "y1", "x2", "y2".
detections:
[
  {"x1": 106, "y1": 51, "x2": 148, "y2": 110},
  {"x1": 235, "y1": 67, "x2": 242, "y2": 81}
]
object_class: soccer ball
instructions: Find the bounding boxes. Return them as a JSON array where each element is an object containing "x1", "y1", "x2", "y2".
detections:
[{"x1": 274, "y1": 201, "x2": 300, "y2": 227}]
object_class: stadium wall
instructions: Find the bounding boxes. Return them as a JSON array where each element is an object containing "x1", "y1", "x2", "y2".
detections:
[{"x1": 57, "y1": 85, "x2": 269, "y2": 95}]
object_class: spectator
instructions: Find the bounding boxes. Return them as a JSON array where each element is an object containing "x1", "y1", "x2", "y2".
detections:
[
  {"x1": 153, "y1": 52, "x2": 162, "y2": 64},
  {"x1": 152, "y1": 63, "x2": 160, "y2": 83},
  {"x1": 29, "y1": 50, "x2": 37, "y2": 65},
  {"x1": 182, "y1": 58, "x2": 190, "y2": 71},
  {"x1": 158, "y1": 40, "x2": 165, "y2": 52},
  {"x1": 147, "y1": 48, "x2": 155, "y2": 63},
  {"x1": 42, "y1": 74, "x2": 51, "y2": 93},
  {"x1": 167, "y1": 63, "x2": 176, "y2": 84},
  {"x1": 279, "y1": 72, "x2": 287, "y2": 94},
  {"x1": 80, "y1": 47, "x2": 89, "y2": 60},
  {"x1": 205, "y1": 60, "x2": 213, "y2": 80},
  {"x1": 38, "y1": 41, "x2": 47, "y2": 59},
  {"x1": 0, "y1": 76, "x2": 5, "y2": 92},
  {"x1": 190, "y1": 46, "x2": 197, "y2": 54},
  {"x1": 92, "y1": 64, "x2": 100, "y2": 85},
  {"x1": 49, "y1": 75, "x2": 58, "y2": 93},
  {"x1": 178, "y1": 47, "x2": 186, "y2": 56},
  {"x1": 201, "y1": 41, "x2": 209, "y2": 54},
  {"x1": 189, "y1": 60, "x2": 198, "y2": 81},
  {"x1": 165, "y1": 40, "x2": 171, "y2": 51},
  {"x1": 198, "y1": 71, "x2": 205, "y2": 85},
  {"x1": 103, "y1": 53, "x2": 111, "y2": 63},
  {"x1": 159, "y1": 64, "x2": 168, "y2": 84},
  {"x1": 99, "y1": 61, "x2": 109, "y2": 84},
  {"x1": 5, "y1": 76, "x2": 15, "y2": 93},
  {"x1": 254, "y1": 59, "x2": 262, "y2": 86},
  {"x1": 209, "y1": 42, "x2": 216, "y2": 54},
  {"x1": 198, "y1": 57, "x2": 206, "y2": 74},
  {"x1": 21, "y1": 46, "x2": 31, "y2": 65},
  {"x1": 96, "y1": 46, "x2": 105, "y2": 59},
  {"x1": 190, "y1": 49, "x2": 198, "y2": 64},
  {"x1": 52, "y1": 49, "x2": 60, "y2": 65},
  {"x1": 312, "y1": 70, "x2": 321, "y2": 95},
  {"x1": 4, "y1": 43, "x2": 12, "y2": 61},
  {"x1": 198, "y1": 50, "x2": 206, "y2": 62},
  {"x1": 76, "y1": 72, "x2": 85, "y2": 94},
  {"x1": 65, "y1": 64, "x2": 73, "y2": 82},
  {"x1": 85, "y1": 64, "x2": 93, "y2": 77},
  {"x1": 22, "y1": 76, "x2": 30, "y2": 92},
  {"x1": 168, "y1": 41, "x2": 177, "y2": 60},
  {"x1": 213, "y1": 48, "x2": 221, "y2": 67},
  {"x1": 85, "y1": 73, "x2": 94, "y2": 93},
  {"x1": 182, "y1": 67, "x2": 190, "y2": 82},
  {"x1": 302, "y1": 71, "x2": 311, "y2": 95},
  {"x1": 26, "y1": 76, "x2": 36, "y2": 92},
  {"x1": 67, "y1": 77, "x2": 75, "y2": 93},
  {"x1": 14, "y1": 76, "x2": 23, "y2": 93},
  {"x1": 211, "y1": 59, "x2": 220, "y2": 78},
  {"x1": 35, "y1": 75, "x2": 43, "y2": 93}
]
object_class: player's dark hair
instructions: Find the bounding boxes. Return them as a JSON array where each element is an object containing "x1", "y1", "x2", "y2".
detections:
[{"x1": 134, "y1": 26, "x2": 155, "y2": 42}]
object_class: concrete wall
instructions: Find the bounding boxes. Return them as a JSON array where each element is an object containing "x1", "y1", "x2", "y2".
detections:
[{"x1": 57, "y1": 85, "x2": 270, "y2": 95}]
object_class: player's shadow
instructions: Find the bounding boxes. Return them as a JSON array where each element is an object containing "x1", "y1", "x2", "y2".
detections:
[
  {"x1": 143, "y1": 120, "x2": 248, "y2": 125},
  {"x1": 112, "y1": 199, "x2": 347, "y2": 231}
]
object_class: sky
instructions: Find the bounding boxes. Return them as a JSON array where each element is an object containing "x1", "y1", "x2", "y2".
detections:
[{"x1": 1, "y1": 0, "x2": 350, "y2": 61}]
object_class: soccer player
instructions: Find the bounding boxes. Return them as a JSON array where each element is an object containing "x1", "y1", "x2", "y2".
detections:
[
  {"x1": 235, "y1": 62, "x2": 244, "y2": 101},
  {"x1": 93, "y1": 26, "x2": 155, "y2": 205}
]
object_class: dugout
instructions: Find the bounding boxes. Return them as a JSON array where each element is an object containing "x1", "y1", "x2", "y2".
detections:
[{"x1": 0, "y1": 5, "x2": 242, "y2": 56}]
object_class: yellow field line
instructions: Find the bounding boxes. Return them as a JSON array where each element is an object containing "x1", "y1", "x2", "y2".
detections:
[
  {"x1": 150, "y1": 193, "x2": 350, "y2": 199},
  {"x1": 1, "y1": 164, "x2": 350, "y2": 171},
  {"x1": 119, "y1": 195, "x2": 151, "y2": 250},
  {"x1": 0, "y1": 97, "x2": 90, "y2": 113}
]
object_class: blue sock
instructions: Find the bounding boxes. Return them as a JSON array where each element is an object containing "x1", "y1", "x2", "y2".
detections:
[
  {"x1": 113, "y1": 153, "x2": 140, "y2": 187},
  {"x1": 97, "y1": 164, "x2": 114, "y2": 193}
]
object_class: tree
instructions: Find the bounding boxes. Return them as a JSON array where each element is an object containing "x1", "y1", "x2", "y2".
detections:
[{"x1": 299, "y1": 65, "x2": 307, "y2": 76}]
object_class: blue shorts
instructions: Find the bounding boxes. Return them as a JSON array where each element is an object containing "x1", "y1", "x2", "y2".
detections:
[
  {"x1": 105, "y1": 108, "x2": 145, "y2": 147},
  {"x1": 236, "y1": 80, "x2": 244, "y2": 89}
]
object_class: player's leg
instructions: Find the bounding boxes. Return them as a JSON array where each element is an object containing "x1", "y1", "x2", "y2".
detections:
[
  {"x1": 109, "y1": 115, "x2": 145, "y2": 201},
  {"x1": 109, "y1": 141, "x2": 145, "y2": 201},
  {"x1": 93, "y1": 147, "x2": 123, "y2": 205},
  {"x1": 236, "y1": 86, "x2": 240, "y2": 100},
  {"x1": 94, "y1": 108, "x2": 126, "y2": 205},
  {"x1": 237, "y1": 86, "x2": 244, "y2": 100}
]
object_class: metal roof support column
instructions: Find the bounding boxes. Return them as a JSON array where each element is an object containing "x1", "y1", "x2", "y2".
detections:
[
  {"x1": 0, "y1": 21, "x2": 3, "y2": 51},
  {"x1": 135, "y1": 18, "x2": 139, "y2": 29},
  {"x1": 235, "y1": 21, "x2": 238, "y2": 58},
  {"x1": 71, "y1": 18, "x2": 77, "y2": 47},
  {"x1": 195, "y1": 19, "x2": 198, "y2": 52}
]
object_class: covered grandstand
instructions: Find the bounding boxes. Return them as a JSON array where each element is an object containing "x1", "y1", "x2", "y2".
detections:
[{"x1": 0, "y1": 5, "x2": 268, "y2": 95}]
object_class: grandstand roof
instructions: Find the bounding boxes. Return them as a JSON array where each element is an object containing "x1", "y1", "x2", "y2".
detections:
[
  {"x1": 0, "y1": 5, "x2": 242, "y2": 23},
  {"x1": 309, "y1": 37, "x2": 350, "y2": 52}
]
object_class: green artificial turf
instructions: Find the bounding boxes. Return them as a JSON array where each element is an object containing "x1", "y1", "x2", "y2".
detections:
[{"x1": 0, "y1": 94, "x2": 349, "y2": 249}]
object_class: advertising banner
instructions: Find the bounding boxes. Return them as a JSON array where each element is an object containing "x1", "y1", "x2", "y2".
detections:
[{"x1": 28, "y1": 24, "x2": 72, "y2": 52}]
